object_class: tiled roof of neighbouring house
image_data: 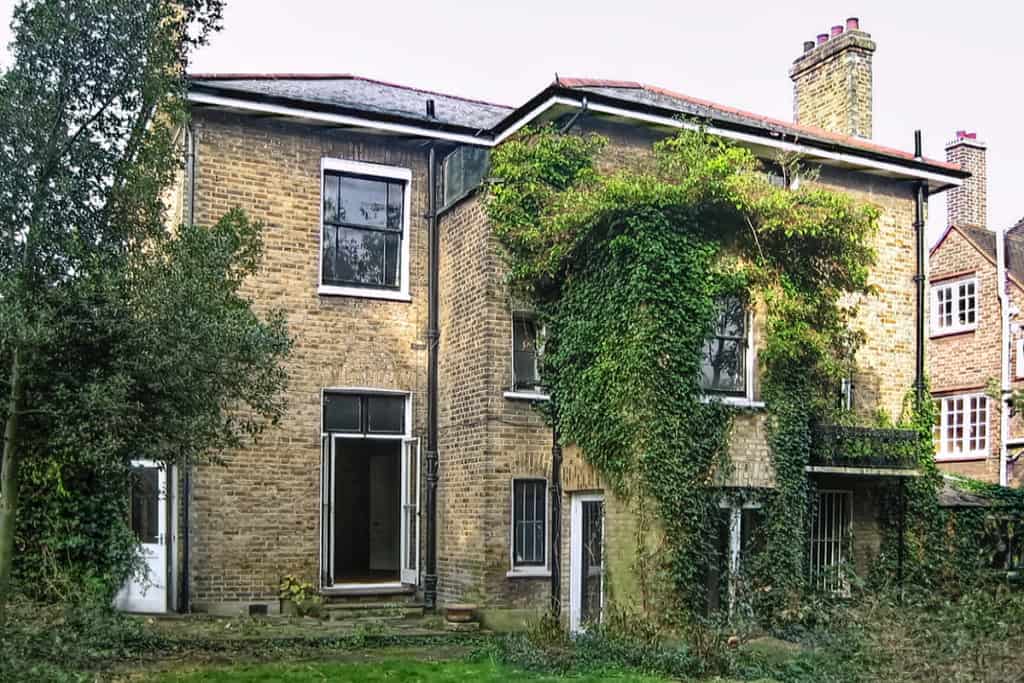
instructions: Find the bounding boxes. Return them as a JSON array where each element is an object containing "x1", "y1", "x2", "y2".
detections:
[{"x1": 188, "y1": 74, "x2": 514, "y2": 131}]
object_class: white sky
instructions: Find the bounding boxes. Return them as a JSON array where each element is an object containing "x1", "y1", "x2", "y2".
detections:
[{"x1": 1, "y1": 0, "x2": 1021, "y2": 241}]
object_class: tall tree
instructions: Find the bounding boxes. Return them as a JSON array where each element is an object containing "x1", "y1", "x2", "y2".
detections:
[{"x1": 0, "y1": 0, "x2": 291, "y2": 619}]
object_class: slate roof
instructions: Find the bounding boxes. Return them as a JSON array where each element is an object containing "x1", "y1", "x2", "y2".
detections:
[
  {"x1": 188, "y1": 74, "x2": 513, "y2": 131},
  {"x1": 186, "y1": 72, "x2": 964, "y2": 180},
  {"x1": 553, "y1": 77, "x2": 961, "y2": 172}
]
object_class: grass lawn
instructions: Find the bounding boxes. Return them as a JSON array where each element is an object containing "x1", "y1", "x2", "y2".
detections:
[{"x1": 149, "y1": 658, "x2": 668, "y2": 682}]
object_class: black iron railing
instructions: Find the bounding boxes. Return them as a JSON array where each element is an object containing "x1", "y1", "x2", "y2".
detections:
[{"x1": 810, "y1": 424, "x2": 921, "y2": 469}]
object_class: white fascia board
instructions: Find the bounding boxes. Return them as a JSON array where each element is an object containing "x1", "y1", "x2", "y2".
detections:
[
  {"x1": 190, "y1": 91, "x2": 964, "y2": 187},
  {"x1": 188, "y1": 92, "x2": 491, "y2": 146},
  {"x1": 579, "y1": 101, "x2": 964, "y2": 188}
]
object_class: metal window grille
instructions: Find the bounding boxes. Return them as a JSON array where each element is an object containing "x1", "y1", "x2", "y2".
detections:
[
  {"x1": 513, "y1": 480, "x2": 546, "y2": 566},
  {"x1": 809, "y1": 490, "x2": 853, "y2": 595}
]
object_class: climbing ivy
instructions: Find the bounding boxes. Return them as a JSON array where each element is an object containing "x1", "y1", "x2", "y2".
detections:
[{"x1": 485, "y1": 124, "x2": 880, "y2": 622}]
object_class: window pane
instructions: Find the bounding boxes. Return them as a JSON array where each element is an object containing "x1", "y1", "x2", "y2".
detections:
[
  {"x1": 339, "y1": 175, "x2": 391, "y2": 229},
  {"x1": 324, "y1": 394, "x2": 361, "y2": 432},
  {"x1": 130, "y1": 467, "x2": 160, "y2": 544},
  {"x1": 383, "y1": 232, "x2": 400, "y2": 287},
  {"x1": 513, "y1": 480, "x2": 546, "y2": 566},
  {"x1": 701, "y1": 298, "x2": 747, "y2": 394},
  {"x1": 367, "y1": 395, "x2": 405, "y2": 434},
  {"x1": 387, "y1": 182, "x2": 404, "y2": 230},
  {"x1": 741, "y1": 508, "x2": 765, "y2": 561},
  {"x1": 325, "y1": 226, "x2": 388, "y2": 287},
  {"x1": 323, "y1": 174, "x2": 340, "y2": 224},
  {"x1": 513, "y1": 316, "x2": 540, "y2": 389}
]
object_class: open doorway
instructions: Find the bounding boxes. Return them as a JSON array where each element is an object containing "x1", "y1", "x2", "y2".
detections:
[{"x1": 333, "y1": 440, "x2": 400, "y2": 583}]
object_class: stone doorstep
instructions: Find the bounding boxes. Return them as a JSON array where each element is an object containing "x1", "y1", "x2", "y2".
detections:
[{"x1": 322, "y1": 601, "x2": 425, "y2": 622}]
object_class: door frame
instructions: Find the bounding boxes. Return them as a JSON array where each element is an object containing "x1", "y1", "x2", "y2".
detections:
[
  {"x1": 400, "y1": 437, "x2": 420, "y2": 585},
  {"x1": 115, "y1": 459, "x2": 170, "y2": 613},
  {"x1": 569, "y1": 492, "x2": 605, "y2": 633},
  {"x1": 319, "y1": 389, "x2": 416, "y2": 591}
]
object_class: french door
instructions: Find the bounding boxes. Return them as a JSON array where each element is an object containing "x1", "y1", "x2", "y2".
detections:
[
  {"x1": 115, "y1": 460, "x2": 168, "y2": 613},
  {"x1": 570, "y1": 493, "x2": 604, "y2": 632},
  {"x1": 400, "y1": 438, "x2": 420, "y2": 585}
]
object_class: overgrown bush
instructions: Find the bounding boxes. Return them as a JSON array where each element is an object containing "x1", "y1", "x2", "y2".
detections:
[{"x1": 0, "y1": 581, "x2": 162, "y2": 681}]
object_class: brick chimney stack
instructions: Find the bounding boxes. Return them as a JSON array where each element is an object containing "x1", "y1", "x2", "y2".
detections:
[
  {"x1": 789, "y1": 17, "x2": 876, "y2": 139},
  {"x1": 945, "y1": 131, "x2": 987, "y2": 228}
]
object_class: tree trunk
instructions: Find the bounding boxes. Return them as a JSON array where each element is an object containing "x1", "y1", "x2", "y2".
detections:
[{"x1": 0, "y1": 348, "x2": 26, "y2": 624}]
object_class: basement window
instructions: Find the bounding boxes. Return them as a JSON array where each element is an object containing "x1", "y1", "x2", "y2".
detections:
[
  {"x1": 809, "y1": 490, "x2": 853, "y2": 596},
  {"x1": 319, "y1": 159, "x2": 411, "y2": 301},
  {"x1": 930, "y1": 276, "x2": 977, "y2": 335}
]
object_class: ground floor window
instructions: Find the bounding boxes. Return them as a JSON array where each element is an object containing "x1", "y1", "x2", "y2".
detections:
[
  {"x1": 810, "y1": 489, "x2": 853, "y2": 595},
  {"x1": 706, "y1": 499, "x2": 764, "y2": 612},
  {"x1": 511, "y1": 479, "x2": 547, "y2": 569}
]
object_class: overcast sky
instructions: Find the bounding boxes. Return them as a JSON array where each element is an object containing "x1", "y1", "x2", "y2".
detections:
[{"x1": 1, "y1": 1, "x2": 1021, "y2": 241}]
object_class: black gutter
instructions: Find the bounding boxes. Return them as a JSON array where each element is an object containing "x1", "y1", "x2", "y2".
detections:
[
  {"x1": 424, "y1": 143, "x2": 440, "y2": 611},
  {"x1": 180, "y1": 122, "x2": 197, "y2": 614},
  {"x1": 189, "y1": 81, "x2": 967, "y2": 184},
  {"x1": 489, "y1": 84, "x2": 971, "y2": 183}
]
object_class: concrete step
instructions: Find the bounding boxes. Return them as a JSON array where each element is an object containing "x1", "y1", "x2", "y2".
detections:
[{"x1": 322, "y1": 601, "x2": 425, "y2": 621}]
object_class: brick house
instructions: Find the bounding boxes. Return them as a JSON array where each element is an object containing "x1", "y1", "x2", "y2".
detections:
[
  {"x1": 115, "y1": 19, "x2": 968, "y2": 625},
  {"x1": 928, "y1": 132, "x2": 1024, "y2": 488}
]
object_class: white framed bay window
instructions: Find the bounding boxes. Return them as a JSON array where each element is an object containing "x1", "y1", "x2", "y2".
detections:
[
  {"x1": 930, "y1": 275, "x2": 977, "y2": 335},
  {"x1": 933, "y1": 393, "x2": 989, "y2": 460},
  {"x1": 318, "y1": 158, "x2": 412, "y2": 301}
]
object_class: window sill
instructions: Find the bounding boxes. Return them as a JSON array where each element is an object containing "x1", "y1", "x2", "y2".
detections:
[
  {"x1": 700, "y1": 395, "x2": 766, "y2": 409},
  {"x1": 935, "y1": 453, "x2": 989, "y2": 462},
  {"x1": 506, "y1": 568, "x2": 551, "y2": 578},
  {"x1": 504, "y1": 390, "x2": 550, "y2": 402},
  {"x1": 930, "y1": 327, "x2": 977, "y2": 339},
  {"x1": 318, "y1": 284, "x2": 411, "y2": 302}
]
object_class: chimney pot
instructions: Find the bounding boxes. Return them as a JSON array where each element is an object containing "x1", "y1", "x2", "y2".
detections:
[
  {"x1": 816, "y1": 33, "x2": 828, "y2": 44},
  {"x1": 803, "y1": 40, "x2": 815, "y2": 52},
  {"x1": 846, "y1": 17, "x2": 859, "y2": 31},
  {"x1": 831, "y1": 25, "x2": 844, "y2": 38}
]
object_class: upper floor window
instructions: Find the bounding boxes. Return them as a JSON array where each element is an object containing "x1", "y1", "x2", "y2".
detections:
[
  {"x1": 931, "y1": 276, "x2": 977, "y2": 335},
  {"x1": 320, "y1": 159, "x2": 411, "y2": 300},
  {"x1": 701, "y1": 296, "x2": 749, "y2": 397},
  {"x1": 933, "y1": 394, "x2": 989, "y2": 459},
  {"x1": 512, "y1": 313, "x2": 542, "y2": 392}
]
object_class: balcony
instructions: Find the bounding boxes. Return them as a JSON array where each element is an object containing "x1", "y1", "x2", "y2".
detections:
[{"x1": 808, "y1": 424, "x2": 921, "y2": 477}]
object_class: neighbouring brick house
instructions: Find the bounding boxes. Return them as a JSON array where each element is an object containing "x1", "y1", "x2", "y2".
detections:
[
  {"x1": 115, "y1": 19, "x2": 968, "y2": 626},
  {"x1": 928, "y1": 132, "x2": 1024, "y2": 488}
]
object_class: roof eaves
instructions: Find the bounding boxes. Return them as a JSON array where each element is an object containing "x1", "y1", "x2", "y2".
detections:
[{"x1": 494, "y1": 83, "x2": 967, "y2": 181}]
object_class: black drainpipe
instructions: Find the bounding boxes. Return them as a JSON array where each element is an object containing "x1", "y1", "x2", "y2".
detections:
[
  {"x1": 549, "y1": 422, "x2": 562, "y2": 616},
  {"x1": 180, "y1": 122, "x2": 197, "y2": 614},
  {"x1": 913, "y1": 130, "x2": 926, "y2": 404},
  {"x1": 424, "y1": 112, "x2": 440, "y2": 611}
]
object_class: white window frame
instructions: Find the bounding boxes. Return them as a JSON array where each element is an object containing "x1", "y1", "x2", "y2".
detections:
[
  {"x1": 701, "y1": 306, "x2": 763, "y2": 409},
  {"x1": 317, "y1": 158, "x2": 412, "y2": 302},
  {"x1": 507, "y1": 478, "x2": 550, "y2": 577},
  {"x1": 933, "y1": 393, "x2": 989, "y2": 461},
  {"x1": 930, "y1": 275, "x2": 978, "y2": 336},
  {"x1": 717, "y1": 499, "x2": 762, "y2": 611},
  {"x1": 505, "y1": 311, "x2": 550, "y2": 401}
]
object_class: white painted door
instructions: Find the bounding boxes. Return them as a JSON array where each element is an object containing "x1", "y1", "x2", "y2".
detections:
[
  {"x1": 115, "y1": 461, "x2": 168, "y2": 613},
  {"x1": 400, "y1": 438, "x2": 420, "y2": 585},
  {"x1": 569, "y1": 493, "x2": 604, "y2": 633}
]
